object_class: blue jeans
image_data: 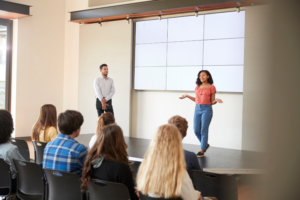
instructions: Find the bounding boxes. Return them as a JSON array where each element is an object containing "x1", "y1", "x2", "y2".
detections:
[{"x1": 194, "y1": 104, "x2": 213, "y2": 150}]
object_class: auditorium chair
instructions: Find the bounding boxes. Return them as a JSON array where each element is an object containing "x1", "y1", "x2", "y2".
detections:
[
  {"x1": 0, "y1": 158, "x2": 13, "y2": 199},
  {"x1": 192, "y1": 170, "x2": 237, "y2": 200},
  {"x1": 88, "y1": 179, "x2": 130, "y2": 200},
  {"x1": 129, "y1": 160, "x2": 141, "y2": 181},
  {"x1": 11, "y1": 138, "x2": 31, "y2": 162},
  {"x1": 44, "y1": 169, "x2": 83, "y2": 200},
  {"x1": 32, "y1": 141, "x2": 47, "y2": 164},
  {"x1": 13, "y1": 159, "x2": 45, "y2": 200}
]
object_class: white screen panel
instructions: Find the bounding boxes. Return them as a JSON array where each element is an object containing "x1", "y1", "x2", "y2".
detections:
[
  {"x1": 136, "y1": 19, "x2": 168, "y2": 44},
  {"x1": 167, "y1": 41, "x2": 203, "y2": 66},
  {"x1": 134, "y1": 67, "x2": 166, "y2": 90},
  {"x1": 168, "y1": 16, "x2": 204, "y2": 42},
  {"x1": 203, "y1": 38, "x2": 244, "y2": 65},
  {"x1": 203, "y1": 66, "x2": 244, "y2": 92},
  {"x1": 166, "y1": 67, "x2": 201, "y2": 91},
  {"x1": 135, "y1": 43, "x2": 167, "y2": 67},
  {"x1": 204, "y1": 11, "x2": 245, "y2": 39}
]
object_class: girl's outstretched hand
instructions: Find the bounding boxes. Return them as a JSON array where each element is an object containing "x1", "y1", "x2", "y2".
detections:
[
  {"x1": 216, "y1": 99, "x2": 223, "y2": 103},
  {"x1": 179, "y1": 95, "x2": 188, "y2": 99}
]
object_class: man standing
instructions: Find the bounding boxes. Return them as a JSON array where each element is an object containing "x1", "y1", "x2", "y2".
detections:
[{"x1": 94, "y1": 64, "x2": 115, "y2": 117}]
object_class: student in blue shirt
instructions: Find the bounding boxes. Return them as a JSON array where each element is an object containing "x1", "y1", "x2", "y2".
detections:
[
  {"x1": 168, "y1": 115, "x2": 203, "y2": 178},
  {"x1": 43, "y1": 110, "x2": 88, "y2": 177}
]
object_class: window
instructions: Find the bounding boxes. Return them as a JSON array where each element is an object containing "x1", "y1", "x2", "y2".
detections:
[{"x1": 0, "y1": 19, "x2": 12, "y2": 110}]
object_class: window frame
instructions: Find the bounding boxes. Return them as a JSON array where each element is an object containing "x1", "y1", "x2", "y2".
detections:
[{"x1": 0, "y1": 18, "x2": 13, "y2": 111}]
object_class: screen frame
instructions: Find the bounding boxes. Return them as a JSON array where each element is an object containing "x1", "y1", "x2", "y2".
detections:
[{"x1": 132, "y1": 8, "x2": 245, "y2": 93}]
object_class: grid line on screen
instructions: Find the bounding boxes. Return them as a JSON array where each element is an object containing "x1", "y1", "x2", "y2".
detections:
[{"x1": 202, "y1": 15, "x2": 205, "y2": 71}]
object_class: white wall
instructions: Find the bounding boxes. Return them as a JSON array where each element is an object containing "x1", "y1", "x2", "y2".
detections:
[
  {"x1": 78, "y1": 21, "x2": 132, "y2": 136},
  {"x1": 242, "y1": 5, "x2": 272, "y2": 152},
  {"x1": 131, "y1": 91, "x2": 243, "y2": 149},
  {"x1": 10, "y1": 0, "x2": 66, "y2": 137},
  {"x1": 63, "y1": 0, "x2": 89, "y2": 111}
]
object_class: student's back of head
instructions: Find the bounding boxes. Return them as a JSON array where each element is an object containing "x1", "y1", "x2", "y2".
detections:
[
  {"x1": 137, "y1": 124, "x2": 186, "y2": 199},
  {"x1": 96, "y1": 112, "x2": 115, "y2": 136},
  {"x1": 0, "y1": 109, "x2": 14, "y2": 144},
  {"x1": 89, "y1": 113, "x2": 115, "y2": 149},
  {"x1": 168, "y1": 115, "x2": 188, "y2": 139},
  {"x1": 58, "y1": 110, "x2": 84, "y2": 136},
  {"x1": 32, "y1": 104, "x2": 57, "y2": 142}
]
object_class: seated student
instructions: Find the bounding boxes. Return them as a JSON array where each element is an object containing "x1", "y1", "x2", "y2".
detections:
[
  {"x1": 137, "y1": 124, "x2": 202, "y2": 200},
  {"x1": 81, "y1": 124, "x2": 139, "y2": 200},
  {"x1": 89, "y1": 112, "x2": 115, "y2": 149},
  {"x1": 32, "y1": 104, "x2": 58, "y2": 143},
  {"x1": 43, "y1": 110, "x2": 88, "y2": 176},
  {"x1": 168, "y1": 115, "x2": 203, "y2": 178},
  {"x1": 0, "y1": 110, "x2": 25, "y2": 193}
]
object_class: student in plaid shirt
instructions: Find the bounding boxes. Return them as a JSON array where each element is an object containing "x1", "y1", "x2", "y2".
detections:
[{"x1": 43, "y1": 110, "x2": 88, "y2": 176}]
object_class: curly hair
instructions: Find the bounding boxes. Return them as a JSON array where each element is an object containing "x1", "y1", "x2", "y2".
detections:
[
  {"x1": 0, "y1": 110, "x2": 14, "y2": 144},
  {"x1": 196, "y1": 70, "x2": 214, "y2": 86}
]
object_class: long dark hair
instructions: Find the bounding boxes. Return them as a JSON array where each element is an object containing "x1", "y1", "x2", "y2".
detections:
[
  {"x1": 196, "y1": 70, "x2": 214, "y2": 86},
  {"x1": 81, "y1": 124, "x2": 132, "y2": 192},
  {"x1": 32, "y1": 104, "x2": 57, "y2": 141}
]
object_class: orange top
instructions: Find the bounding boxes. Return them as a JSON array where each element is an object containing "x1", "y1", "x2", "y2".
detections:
[{"x1": 195, "y1": 85, "x2": 216, "y2": 105}]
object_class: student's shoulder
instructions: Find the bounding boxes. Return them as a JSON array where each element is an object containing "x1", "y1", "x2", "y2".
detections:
[
  {"x1": 76, "y1": 142, "x2": 88, "y2": 153},
  {"x1": 184, "y1": 149, "x2": 198, "y2": 159}
]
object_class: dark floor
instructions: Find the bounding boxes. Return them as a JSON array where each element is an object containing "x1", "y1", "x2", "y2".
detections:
[{"x1": 75, "y1": 134, "x2": 264, "y2": 174}]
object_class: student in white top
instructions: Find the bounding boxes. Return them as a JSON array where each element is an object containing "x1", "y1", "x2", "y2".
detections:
[
  {"x1": 137, "y1": 124, "x2": 202, "y2": 200},
  {"x1": 89, "y1": 112, "x2": 115, "y2": 149}
]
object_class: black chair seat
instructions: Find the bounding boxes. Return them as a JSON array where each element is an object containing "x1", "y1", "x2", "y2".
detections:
[
  {"x1": 17, "y1": 190, "x2": 43, "y2": 200},
  {"x1": 0, "y1": 158, "x2": 12, "y2": 198},
  {"x1": 13, "y1": 159, "x2": 45, "y2": 200},
  {"x1": 11, "y1": 138, "x2": 30, "y2": 161},
  {"x1": 129, "y1": 160, "x2": 141, "y2": 183},
  {"x1": 32, "y1": 141, "x2": 47, "y2": 164},
  {"x1": 88, "y1": 179, "x2": 130, "y2": 200},
  {"x1": 192, "y1": 170, "x2": 238, "y2": 200},
  {"x1": 44, "y1": 169, "x2": 83, "y2": 200}
]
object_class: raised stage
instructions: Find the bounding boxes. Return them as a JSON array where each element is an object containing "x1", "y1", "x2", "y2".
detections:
[{"x1": 76, "y1": 134, "x2": 264, "y2": 175}]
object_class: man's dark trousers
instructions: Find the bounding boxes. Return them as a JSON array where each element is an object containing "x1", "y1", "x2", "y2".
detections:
[{"x1": 96, "y1": 98, "x2": 114, "y2": 117}]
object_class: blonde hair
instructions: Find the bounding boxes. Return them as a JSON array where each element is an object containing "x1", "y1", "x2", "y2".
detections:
[
  {"x1": 137, "y1": 124, "x2": 186, "y2": 198},
  {"x1": 95, "y1": 113, "x2": 115, "y2": 137}
]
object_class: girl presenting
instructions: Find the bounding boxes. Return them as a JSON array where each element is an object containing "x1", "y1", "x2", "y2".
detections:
[{"x1": 180, "y1": 70, "x2": 222, "y2": 157}]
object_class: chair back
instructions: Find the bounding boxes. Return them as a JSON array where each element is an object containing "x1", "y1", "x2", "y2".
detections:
[
  {"x1": 140, "y1": 193, "x2": 182, "y2": 200},
  {"x1": 44, "y1": 169, "x2": 83, "y2": 200},
  {"x1": 0, "y1": 158, "x2": 12, "y2": 197},
  {"x1": 129, "y1": 160, "x2": 141, "y2": 181},
  {"x1": 11, "y1": 138, "x2": 30, "y2": 161},
  {"x1": 32, "y1": 141, "x2": 47, "y2": 164},
  {"x1": 192, "y1": 170, "x2": 238, "y2": 200},
  {"x1": 13, "y1": 159, "x2": 44, "y2": 197},
  {"x1": 88, "y1": 179, "x2": 130, "y2": 200}
]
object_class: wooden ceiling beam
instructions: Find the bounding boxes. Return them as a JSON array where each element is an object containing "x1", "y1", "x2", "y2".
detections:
[
  {"x1": 70, "y1": 0, "x2": 267, "y2": 24},
  {"x1": 0, "y1": 0, "x2": 31, "y2": 20}
]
